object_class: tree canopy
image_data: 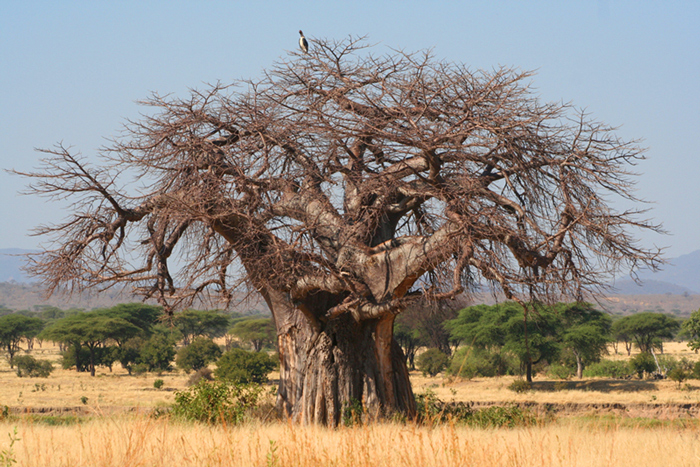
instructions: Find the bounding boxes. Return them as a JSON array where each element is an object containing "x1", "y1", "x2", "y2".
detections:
[
  {"x1": 612, "y1": 312, "x2": 680, "y2": 354},
  {"x1": 0, "y1": 314, "x2": 44, "y2": 367},
  {"x1": 445, "y1": 302, "x2": 561, "y2": 382},
  {"x1": 229, "y1": 318, "x2": 275, "y2": 351},
  {"x1": 18, "y1": 38, "x2": 662, "y2": 424},
  {"x1": 172, "y1": 309, "x2": 231, "y2": 345},
  {"x1": 41, "y1": 312, "x2": 140, "y2": 376}
]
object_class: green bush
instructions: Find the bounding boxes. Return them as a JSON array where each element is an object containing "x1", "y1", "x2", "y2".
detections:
[
  {"x1": 692, "y1": 361, "x2": 700, "y2": 380},
  {"x1": 469, "y1": 405, "x2": 537, "y2": 428},
  {"x1": 172, "y1": 380, "x2": 262, "y2": 424},
  {"x1": 214, "y1": 348, "x2": 276, "y2": 384},
  {"x1": 139, "y1": 333, "x2": 177, "y2": 373},
  {"x1": 448, "y1": 347, "x2": 518, "y2": 379},
  {"x1": 507, "y1": 379, "x2": 531, "y2": 393},
  {"x1": 629, "y1": 353, "x2": 657, "y2": 378},
  {"x1": 415, "y1": 389, "x2": 472, "y2": 423},
  {"x1": 417, "y1": 348, "x2": 449, "y2": 377},
  {"x1": 153, "y1": 379, "x2": 165, "y2": 389},
  {"x1": 176, "y1": 337, "x2": 222, "y2": 372},
  {"x1": 547, "y1": 364, "x2": 573, "y2": 380},
  {"x1": 415, "y1": 389, "x2": 537, "y2": 427},
  {"x1": 668, "y1": 367, "x2": 688, "y2": 389},
  {"x1": 14, "y1": 355, "x2": 54, "y2": 378},
  {"x1": 582, "y1": 359, "x2": 631, "y2": 378}
]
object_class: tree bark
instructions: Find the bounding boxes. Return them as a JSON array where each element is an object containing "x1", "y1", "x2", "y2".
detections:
[
  {"x1": 268, "y1": 291, "x2": 415, "y2": 425},
  {"x1": 575, "y1": 352, "x2": 584, "y2": 379}
]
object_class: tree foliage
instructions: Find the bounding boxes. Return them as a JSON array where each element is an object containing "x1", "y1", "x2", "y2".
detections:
[
  {"x1": 173, "y1": 309, "x2": 230, "y2": 346},
  {"x1": 14, "y1": 355, "x2": 53, "y2": 377},
  {"x1": 228, "y1": 318, "x2": 275, "y2": 352},
  {"x1": 0, "y1": 314, "x2": 44, "y2": 367},
  {"x1": 214, "y1": 348, "x2": 277, "y2": 384},
  {"x1": 612, "y1": 312, "x2": 680, "y2": 354},
  {"x1": 41, "y1": 312, "x2": 140, "y2": 376},
  {"x1": 556, "y1": 302, "x2": 611, "y2": 378},
  {"x1": 682, "y1": 309, "x2": 700, "y2": 352},
  {"x1": 445, "y1": 302, "x2": 560, "y2": 382},
  {"x1": 175, "y1": 337, "x2": 222, "y2": 372},
  {"x1": 416, "y1": 348, "x2": 449, "y2": 377}
]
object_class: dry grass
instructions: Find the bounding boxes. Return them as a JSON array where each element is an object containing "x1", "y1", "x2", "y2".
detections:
[
  {"x1": 0, "y1": 342, "x2": 699, "y2": 465},
  {"x1": 1, "y1": 417, "x2": 699, "y2": 467},
  {"x1": 2, "y1": 341, "x2": 700, "y2": 411}
]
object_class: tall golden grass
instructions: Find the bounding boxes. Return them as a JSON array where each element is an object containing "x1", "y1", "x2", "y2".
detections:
[
  {"x1": 2, "y1": 416, "x2": 700, "y2": 467},
  {"x1": 1, "y1": 341, "x2": 699, "y2": 465}
]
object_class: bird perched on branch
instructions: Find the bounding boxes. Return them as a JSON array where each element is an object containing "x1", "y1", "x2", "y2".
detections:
[{"x1": 299, "y1": 30, "x2": 309, "y2": 54}]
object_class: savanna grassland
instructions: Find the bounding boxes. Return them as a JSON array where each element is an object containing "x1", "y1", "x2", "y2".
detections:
[{"x1": 1, "y1": 342, "x2": 700, "y2": 466}]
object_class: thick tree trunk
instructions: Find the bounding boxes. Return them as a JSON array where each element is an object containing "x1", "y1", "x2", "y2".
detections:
[{"x1": 268, "y1": 292, "x2": 415, "y2": 425}]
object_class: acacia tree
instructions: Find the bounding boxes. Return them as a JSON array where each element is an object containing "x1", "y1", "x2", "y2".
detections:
[
  {"x1": 556, "y1": 302, "x2": 611, "y2": 378},
  {"x1": 18, "y1": 38, "x2": 661, "y2": 424},
  {"x1": 613, "y1": 312, "x2": 679, "y2": 354}
]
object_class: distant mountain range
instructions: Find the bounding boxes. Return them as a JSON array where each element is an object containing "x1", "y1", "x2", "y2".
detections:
[
  {"x1": 2, "y1": 247, "x2": 700, "y2": 310},
  {"x1": 611, "y1": 250, "x2": 700, "y2": 295}
]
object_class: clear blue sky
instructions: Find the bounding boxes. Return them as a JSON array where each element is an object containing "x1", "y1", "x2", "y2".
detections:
[{"x1": 1, "y1": 1, "x2": 698, "y2": 258}]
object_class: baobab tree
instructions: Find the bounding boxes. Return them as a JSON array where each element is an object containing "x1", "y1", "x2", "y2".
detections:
[{"x1": 18, "y1": 38, "x2": 661, "y2": 425}]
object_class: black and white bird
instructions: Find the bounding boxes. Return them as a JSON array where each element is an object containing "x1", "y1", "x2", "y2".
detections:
[{"x1": 299, "y1": 30, "x2": 309, "y2": 54}]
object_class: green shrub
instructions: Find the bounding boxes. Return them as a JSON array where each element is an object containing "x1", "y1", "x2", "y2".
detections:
[
  {"x1": 668, "y1": 367, "x2": 688, "y2": 389},
  {"x1": 629, "y1": 353, "x2": 657, "y2": 378},
  {"x1": 417, "y1": 348, "x2": 449, "y2": 377},
  {"x1": 448, "y1": 347, "x2": 518, "y2": 379},
  {"x1": 415, "y1": 389, "x2": 537, "y2": 427},
  {"x1": 176, "y1": 337, "x2": 222, "y2": 372},
  {"x1": 14, "y1": 355, "x2": 54, "y2": 378},
  {"x1": 547, "y1": 364, "x2": 573, "y2": 380},
  {"x1": 214, "y1": 348, "x2": 276, "y2": 384},
  {"x1": 692, "y1": 361, "x2": 700, "y2": 380},
  {"x1": 469, "y1": 405, "x2": 537, "y2": 428},
  {"x1": 582, "y1": 359, "x2": 631, "y2": 378},
  {"x1": 172, "y1": 380, "x2": 262, "y2": 424},
  {"x1": 415, "y1": 389, "x2": 472, "y2": 423},
  {"x1": 153, "y1": 379, "x2": 165, "y2": 389},
  {"x1": 342, "y1": 398, "x2": 364, "y2": 427},
  {"x1": 507, "y1": 379, "x2": 531, "y2": 393},
  {"x1": 139, "y1": 333, "x2": 177, "y2": 373}
]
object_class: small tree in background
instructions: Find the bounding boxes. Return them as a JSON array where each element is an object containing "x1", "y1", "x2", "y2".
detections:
[
  {"x1": 41, "y1": 312, "x2": 140, "y2": 376},
  {"x1": 176, "y1": 337, "x2": 222, "y2": 372},
  {"x1": 229, "y1": 318, "x2": 275, "y2": 352},
  {"x1": 173, "y1": 310, "x2": 230, "y2": 346},
  {"x1": 393, "y1": 319, "x2": 424, "y2": 370},
  {"x1": 557, "y1": 303, "x2": 612, "y2": 378},
  {"x1": 215, "y1": 348, "x2": 277, "y2": 384},
  {"x1": 682, "y1": 309, "x2": 700, "y2": 353},
  {"x1": 0, "y1": 314, "x2": 44, "y2": 367},
  {"x1": 613, "y1": 312, "x2": 680, "y2": 355},
  {"x1": 139, "y1": 331, "x2": 178, "y2": 373}
]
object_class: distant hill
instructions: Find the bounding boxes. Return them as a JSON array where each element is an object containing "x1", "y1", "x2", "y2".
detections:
[
  {"x1": 2, "y1": 246, "x2": 699, "y2": 314},
  {"x1": 610, "y1": 279, "x2": 696, "y2": 296},
  {"x1": 634, "y1": 250, "x2": 700, "y2": 294}
]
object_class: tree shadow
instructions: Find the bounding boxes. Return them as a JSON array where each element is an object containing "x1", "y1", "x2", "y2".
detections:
[{"x1": 531, "y1": 379, "x2": 658, "y2": 393}]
